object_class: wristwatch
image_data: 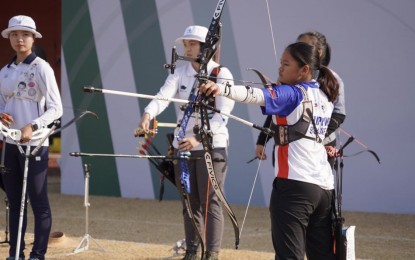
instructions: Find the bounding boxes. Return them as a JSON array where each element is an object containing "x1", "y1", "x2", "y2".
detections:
[{"x1": 31, "y1": 123, "x2": 38, "y2": 132}]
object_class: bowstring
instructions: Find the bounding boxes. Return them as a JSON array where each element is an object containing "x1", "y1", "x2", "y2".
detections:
[
  {"x1": 265, "y1": 0, "x2": 279, "y2": 65},
  {"x1": 239, "y1": 0, "x2": 279, "y2": 239},
  {"x1": 339, "y1": 128, "x2": 369, "y2": 149}
]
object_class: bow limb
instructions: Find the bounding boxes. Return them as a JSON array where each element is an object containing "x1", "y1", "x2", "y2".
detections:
[
  {"x1": 366, "y1": 149, "x2": 381, "y2": 164},
  {"x1": 247, "y1": 68, "x2": 274, "y2": 88},
  {"x1": 0, "y1": 121, "x2": 22, "y2": 141},
  {"x1": 54, "y1": 110, "x2": 98, "y2": 133},
  {"x1": 338, "y1": 128, "x2": 381, "y2": 164},
  {"x1": 203, "y1": 21, "x2": 221, "y2": 246},
  {"x1": 343, "y1": 149, "x2": 381, "y2": 164},
  {"x1": 196, "y1": 0, "x2": 241, "y2": 250},
  {"x1": 199, "y1": 101, "x2": 241, "y2": 249},
  {"x1": 29, "y1": 111, "x2": 98, "y2": 142},
  {"x1": 0, "y1": 111, "x2": 97, "y2": 142},
  {"x1": 212, "y1": 22, "x2": 222, "y2": 65}
]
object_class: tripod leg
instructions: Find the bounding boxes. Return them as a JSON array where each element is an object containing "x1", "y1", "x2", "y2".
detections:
[
  {"x1": 72, "y1": 234, "x2": 90, "y2": 253},
  {"x1": 88, "y1": 235, "x2": 105, "y2": 251},
  {"x1": 70, "y1": 164, "x2": 105, "y2": 255},
  {"x1": 0, "y1": 197, "x2": 9, "y2": 244}
]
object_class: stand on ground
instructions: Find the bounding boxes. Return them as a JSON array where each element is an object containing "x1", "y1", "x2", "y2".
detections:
[{"x1": 71, "y1": 164, "x2": 105, "y2": 255}]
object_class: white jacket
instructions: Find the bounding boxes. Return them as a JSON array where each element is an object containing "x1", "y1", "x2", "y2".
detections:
[
  {"x1": 0, "y1": 54, "x2": 63, "y2": 146},
  {"x1": 144, "y1": 61, "x2": 235, "y2": 150}
]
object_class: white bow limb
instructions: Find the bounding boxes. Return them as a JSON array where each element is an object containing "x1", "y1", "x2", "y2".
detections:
[{"x1": 0, "y1": 121, "x2": 22, "y2": 141}]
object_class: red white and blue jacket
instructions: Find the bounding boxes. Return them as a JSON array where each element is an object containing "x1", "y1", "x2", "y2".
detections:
[{"x1": 261, "y1": 81, "x2": 334, "y2": 190}]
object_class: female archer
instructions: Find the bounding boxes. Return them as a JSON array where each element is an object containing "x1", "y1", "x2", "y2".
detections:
[
  {"x1": 137, "y1": 25, "x2": 235, "y2": 260},
  {"x1": 201, "y1": 41, "x2": 339, "y2": 260},
  {"x1": 0, "y1": 15, "x2": 63, "y2": 260}
]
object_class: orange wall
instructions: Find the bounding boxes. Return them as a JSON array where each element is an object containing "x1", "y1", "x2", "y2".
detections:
[{"x1": 0, "y1": 0, "x2": 61, "y2": 88}]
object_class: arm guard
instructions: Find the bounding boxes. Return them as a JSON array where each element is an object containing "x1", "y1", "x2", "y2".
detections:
[
  {"x1": 256, "y1": 115, "x2": 273, "y2": 145},
  {"x1": 326, "y1": 112, "x2": 346, "y2": 136}
]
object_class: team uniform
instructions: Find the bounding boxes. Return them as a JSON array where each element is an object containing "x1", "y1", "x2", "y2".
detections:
[
  {"x1": 264, "y1": 82, "x2": 335, "y2": 260},
  {"x1": 216, "y1": 80, "x2": 335, "y2": 259},
  {"x1": 256, "y1": 68, "x2": 345, "y2": 167},
  {"x1": 0, "y1": 53, "x2": 63, "y2": 259},
  {"x1": 144, "y1": 60, "x2": 235, "y2": 253},
  {"x1": 263, "y1": 82, "x2": 334, "y2": 188}
]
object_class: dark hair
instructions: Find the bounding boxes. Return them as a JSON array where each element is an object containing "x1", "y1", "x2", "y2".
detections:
[
  {"x1": 297, "y1": 31, "x2": 331, "y2": 66},
  {"x1": 32, "y1": 44, "x2": 47, "y2": 61},
  {"x1": 286, "y1": 42, "x2": 339, "y2": 102}
]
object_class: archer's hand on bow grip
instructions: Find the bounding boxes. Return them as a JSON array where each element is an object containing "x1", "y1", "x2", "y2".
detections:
[
  {"x1": 133, "y1": 128, "x2": 145, "y2": 137},
  {"x1": 200, "y1": 80, "x2": 221, "y2": 98},
  {"x1": 135, "y1": 112, "x2": 152, "y2": 137}
]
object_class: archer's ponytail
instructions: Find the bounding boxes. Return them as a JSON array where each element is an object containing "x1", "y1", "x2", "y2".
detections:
[
  {"x1": 317, "y1": 66, "x2": 339, "y2": 102},
  {"x1": 287, "y1": 42, "x2": 339, "y2": 102}
]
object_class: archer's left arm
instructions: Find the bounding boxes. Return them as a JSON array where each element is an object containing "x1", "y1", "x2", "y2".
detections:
[{"x1": 209, "y1": 67, "x2": 235, "y2": 132}]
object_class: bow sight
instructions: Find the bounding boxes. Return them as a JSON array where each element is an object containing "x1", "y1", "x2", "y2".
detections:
[{"x1": 163, "y1": 47, "x2": 200, "y2": 74}]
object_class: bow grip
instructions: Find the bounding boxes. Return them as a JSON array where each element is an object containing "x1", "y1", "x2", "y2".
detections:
[{"x1": 200, "y1": 93, "x2": 215, "y2": 105}]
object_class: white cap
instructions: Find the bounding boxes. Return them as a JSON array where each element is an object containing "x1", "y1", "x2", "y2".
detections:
[
  {"x1": 174, "y1": 25, "x2": 208, "y2": 45},
  {"x1": 2, "y1": 15, "x2": 42, "y2": 39}
]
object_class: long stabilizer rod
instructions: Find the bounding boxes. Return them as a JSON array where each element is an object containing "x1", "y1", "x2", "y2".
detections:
[
  {"x1": 83, "y1": 86, "x2": 273, "y2": 136},
  {"x1": 69, "y1": 152, "x2": 201, "y2": 160},
  {"x1": 83, "y1": 86, "x2": 189, "y2": 104}
]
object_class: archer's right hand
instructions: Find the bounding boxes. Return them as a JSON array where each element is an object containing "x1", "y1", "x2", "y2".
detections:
[
  {"x1": 255, "y1": 144, "x2": 267, "y2": 160},
  {"x1": 135, "y1": 112, "x2": 151, "y2": 137},
  {"x1": 0, "y1": 113, "x2": 14, "y2": 127}
]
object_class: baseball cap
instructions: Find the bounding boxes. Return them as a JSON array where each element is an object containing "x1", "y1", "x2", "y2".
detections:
[
  {"x1": 1, "y1": 15, "x2": 42, "y2": 39},
  {"x1": 174, "y1": 25, "x2": 208, "y2": 45}
]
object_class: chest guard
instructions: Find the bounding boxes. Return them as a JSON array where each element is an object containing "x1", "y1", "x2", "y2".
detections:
[{"x1": 270, "y1": 85, "x2": 314, "y2": 146}]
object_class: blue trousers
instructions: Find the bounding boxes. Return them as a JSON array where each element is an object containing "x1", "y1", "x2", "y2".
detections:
[{"x1": 1, "y1": 144, "x2": 51, "y2": 260}]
